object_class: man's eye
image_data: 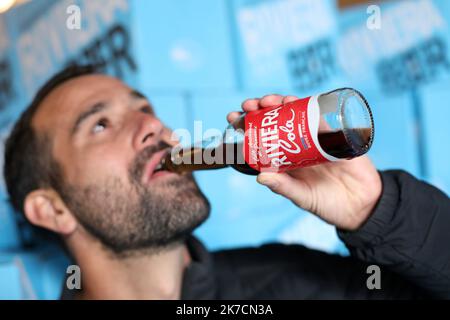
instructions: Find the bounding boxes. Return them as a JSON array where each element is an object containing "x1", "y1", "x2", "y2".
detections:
[
  {"x1": 140, "y1": 106, "x2": 153, "y2": 115},
  {"x1": 92, "y1": 118, "x2": 109, "y2": 134}
]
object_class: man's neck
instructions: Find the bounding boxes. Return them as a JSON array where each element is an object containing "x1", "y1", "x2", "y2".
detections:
[{"x1": 67, "y1": 236, "x2": 192, "y2": 300}]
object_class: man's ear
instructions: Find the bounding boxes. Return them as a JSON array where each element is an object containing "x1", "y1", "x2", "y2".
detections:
[{"x1": 24, "y1": 189, "x2": 77, "y2": 235}]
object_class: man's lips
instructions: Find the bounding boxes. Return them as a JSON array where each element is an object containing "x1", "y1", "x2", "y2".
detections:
[{"x1": 143, "y1": 149, "x2": 171, "y2": 183}]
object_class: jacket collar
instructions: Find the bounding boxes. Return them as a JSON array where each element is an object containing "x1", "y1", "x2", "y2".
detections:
[{"x1": 181, "y1": 235, "x2": 218, "y2": 299}]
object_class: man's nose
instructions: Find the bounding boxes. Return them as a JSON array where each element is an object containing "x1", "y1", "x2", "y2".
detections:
[{"x1": 131, "y1": 112, "x2": 164, "y2": 152}]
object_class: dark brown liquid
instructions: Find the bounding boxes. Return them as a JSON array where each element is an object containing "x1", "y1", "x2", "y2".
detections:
[
  {"x1": 161, "y1": 128, "x2": 372, "y2": 175},
  {"x1": 317, "y1": 128, "x2": 372, "y2": 159}
]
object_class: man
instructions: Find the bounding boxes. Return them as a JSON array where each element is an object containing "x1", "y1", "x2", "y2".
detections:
[{"x1": 3, "y1": 65, "x2": 450, "y2": 299}]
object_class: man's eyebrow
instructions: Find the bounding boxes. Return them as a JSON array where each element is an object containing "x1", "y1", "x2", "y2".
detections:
[
  {"x1": 130, "y1": 90, "x2": 147, "y2": 100},
  {"x1": 130, "y1": 89, "x2": 154, "y2": 113},
  {"x1": 71, "y1": 102, "x2": 108, "y2": 136}
]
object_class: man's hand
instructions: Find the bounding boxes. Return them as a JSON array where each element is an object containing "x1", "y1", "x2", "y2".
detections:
[{"x1": 227, "y1": 94, "x2": 382, "y2": 231}]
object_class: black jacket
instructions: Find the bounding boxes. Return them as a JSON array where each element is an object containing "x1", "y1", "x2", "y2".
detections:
[
  {"x1": 62, "y1": 170, "x2": 450, "y2": 299},
  {"x1": 181, "y1": 170, "x2": 450, "y2": 299}
]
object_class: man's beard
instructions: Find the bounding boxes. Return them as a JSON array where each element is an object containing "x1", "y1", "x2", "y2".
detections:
[{"x1": 57, "y1": 142, "x2": 210, "y2": 256}]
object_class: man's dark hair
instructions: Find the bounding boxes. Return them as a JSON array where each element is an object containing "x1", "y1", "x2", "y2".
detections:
[{"x1": 3, "y1": 64, "x2": 97, "y2": 247}]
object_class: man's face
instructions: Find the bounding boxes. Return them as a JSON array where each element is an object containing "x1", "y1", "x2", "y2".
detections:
[{"x1": 32, "y1": 74, "x2": 210, "y2": 254}]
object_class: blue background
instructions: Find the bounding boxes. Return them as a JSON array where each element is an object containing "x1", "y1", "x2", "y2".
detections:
[{"x1": 0, "y1": 0, "x2": 449, "y2": 299}]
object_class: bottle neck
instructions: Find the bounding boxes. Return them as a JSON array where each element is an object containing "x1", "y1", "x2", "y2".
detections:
[
  {"x1": 161, "y1": 141, "x2": 258, "y2": 175},
  {"x1": 162, "y1": 145, "x2": 230, "y2": 174}
]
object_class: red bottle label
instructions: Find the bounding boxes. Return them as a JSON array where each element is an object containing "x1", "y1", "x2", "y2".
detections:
[{"x1": 244, "y1": 96, "x2": 335, "y2": 172}]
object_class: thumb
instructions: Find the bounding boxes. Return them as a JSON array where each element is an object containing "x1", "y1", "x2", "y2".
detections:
[{"x1": 257, "y1": 172, "x2": 311, "y2": 210}]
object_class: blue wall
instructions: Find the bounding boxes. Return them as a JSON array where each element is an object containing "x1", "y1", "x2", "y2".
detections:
[{"x1": 0, "y1": 0, "x2": 449, "y2": 299}]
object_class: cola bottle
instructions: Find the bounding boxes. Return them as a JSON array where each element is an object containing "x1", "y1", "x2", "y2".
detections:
[{"x1": 156, "y1": 88, "x2": 374, "y2": 175}]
